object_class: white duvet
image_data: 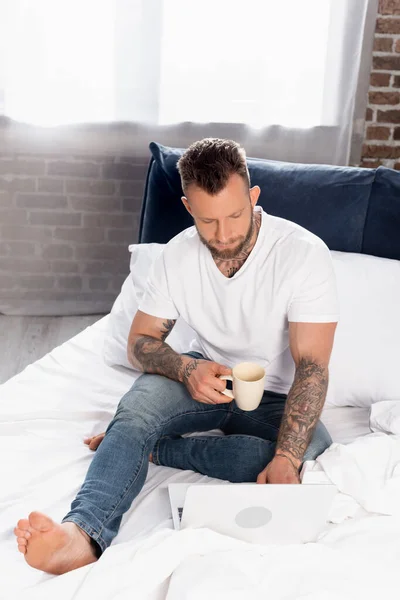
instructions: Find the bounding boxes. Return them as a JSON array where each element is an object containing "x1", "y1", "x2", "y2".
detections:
[
  {"x1": 6, "y1": 434, "x2": 400, "y2": 600},
  {"x1": 1, "y1": 317, "x2": 400, "y2": 599}
]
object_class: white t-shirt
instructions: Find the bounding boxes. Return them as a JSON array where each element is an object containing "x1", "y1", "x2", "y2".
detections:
[{"x1": 139, "y1": 208, "x2": 339, "y2": 393}]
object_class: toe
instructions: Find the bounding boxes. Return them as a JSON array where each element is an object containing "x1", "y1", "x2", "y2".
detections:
[
  {"x1": 17, "y1": 537, "x2": 27, "y2": 546},
  {"x1": 18, "y1": 545, "x2": 26, "y2": 554},
  {"x1": 14, "y1": 527, "x2": 31, "y2": 538},
  {"x1": 17, "y1": 518, "x2": 30, "y2": 530},
  {"x1": 29, "y1": 511, "x2": 54, "y2": 532}
]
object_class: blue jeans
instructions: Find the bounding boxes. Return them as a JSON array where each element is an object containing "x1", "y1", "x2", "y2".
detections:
[{"x1": 62, "y1": 353, "x2": 332, "y2": 555}]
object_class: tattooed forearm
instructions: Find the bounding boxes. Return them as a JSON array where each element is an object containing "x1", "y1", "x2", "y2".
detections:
[
  {"x1": 160, "y1": 319, "x2": 176, "y2": 342},
  {"x1": 276, "y1": 357, "x2": 329, "y2": 465},
  {"x1": 132, "y1": 335, "x2": 184, "y2": 380},
  {"x1": 130, "y1": 333, "x2": 198, "y2": 385}
]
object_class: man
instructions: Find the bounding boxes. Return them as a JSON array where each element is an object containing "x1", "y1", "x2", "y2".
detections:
[{"x1": 14, "y1": 138, "x2": 338, "y2": 575}]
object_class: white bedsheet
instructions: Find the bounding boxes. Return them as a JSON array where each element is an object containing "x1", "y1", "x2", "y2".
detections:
[
  {"x1": 0, "y1": 315, "x2": 391, "y2": 599},
  {"x1": 6, "y1": 434, "x2": 400, "y2": 600}
]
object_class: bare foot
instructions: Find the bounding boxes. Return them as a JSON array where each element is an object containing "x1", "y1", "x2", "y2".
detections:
[{"x1": 14, "y1": 512, "x2": 98, "y2": 575}]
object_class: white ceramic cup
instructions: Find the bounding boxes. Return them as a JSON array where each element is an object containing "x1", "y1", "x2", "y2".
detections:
[{"x1": 219, "y1": 362, "x2": 266, "y2": 411}]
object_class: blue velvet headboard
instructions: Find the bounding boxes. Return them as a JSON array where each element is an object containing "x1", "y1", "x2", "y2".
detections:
[{"x1": 138, "y1": 142, "x2": 400, "y2": 261}]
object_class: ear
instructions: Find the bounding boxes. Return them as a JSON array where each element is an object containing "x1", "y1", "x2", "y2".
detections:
[
  {"x1": 181, "y1": 196, "x2": 193, "y2": 215},
  {"x1": 249, "y1": 185, "x2": 260, "y2": 209}
]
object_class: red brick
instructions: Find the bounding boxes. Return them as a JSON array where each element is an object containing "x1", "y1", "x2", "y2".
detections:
[
  {"x1": 366, "y1": 126, "x2": 391, "y2": 140},
  {"x1": 360, "y1": 159, "x2": 382, "y2": 168},
  {"x1": 374, "y1": 37, "x2": 394, "y2": 52},
  {"x1": 366, "y1": 108, "x2": 373, "y2": 121},
  {"x1": 362, "y1": 144, "x2": 400, "y2": 158},
  {"x1": 394, "y1": 75, "x2": 400, "y2": 87},
  {"x1": 373, "y1": 55, "x2": 400, "y2": 70},
  {"x1": 370, "y1": 72, "x2": 391, "y2": 86},
  {"x1": 394, "y1": 127, "x2": 400, "y2": 139},
  {"x1": 369, "y1": 91, "x2": 400, "y2": 104},
  {"x1": 376, "y1": 18, "x2": 400, "y2": 34},
  {"x1": 379, "y1": 0, "x2": 400, "y2": 15},
  {"x1": 377, "y1": 109, "x2": 400, "y2": 123}
]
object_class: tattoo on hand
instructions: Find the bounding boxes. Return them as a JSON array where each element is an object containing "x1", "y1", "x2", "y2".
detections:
[
  {"x1": 276, "y1": 357, "x2": 328, "y2": 463},
  {"x1": 181, "y1": 359, "x2": 199, "y2": 385}
]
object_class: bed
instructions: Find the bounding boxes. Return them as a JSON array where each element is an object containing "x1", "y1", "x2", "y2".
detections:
[{"x1": 1, "y1": 143, "x2": 400, "y2": 599}]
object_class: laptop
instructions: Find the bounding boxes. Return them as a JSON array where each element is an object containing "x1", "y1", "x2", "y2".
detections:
[{"x1": 168, "y1": 482, "x2": 337, "y2": 545}]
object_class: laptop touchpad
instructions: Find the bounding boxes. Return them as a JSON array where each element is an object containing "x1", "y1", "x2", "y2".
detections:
[{"x1": 235, "y1": 506, "x2": 272, "y2": 528}]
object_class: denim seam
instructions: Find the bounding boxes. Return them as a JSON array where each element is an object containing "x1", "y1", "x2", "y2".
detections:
[
  {"x1": 96, "y1": 429, "x2": 157, "y2": 540},
  {"x1": 153, "y1": 435, "x2": 170, "y2": 465},
  {"x1": 185, "y1": 434, "x2": 268, "y2": 446},
  {"x1": 157, "y1": 406, "x2": 229, "y2": 434},
  {"x1": 219, "y1": 401, "x2": 234, "y2": 430},
  {"x1": 230, "y1": 409, "x2": 281, "y2": 432}
]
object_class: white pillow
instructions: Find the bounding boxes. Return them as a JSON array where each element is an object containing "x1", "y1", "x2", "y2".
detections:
[
  {"x1": 325, "y1": 251, "x2": 400, "y2": 408},
  {"x1": 103, "y1": 244, "x2": 197, "y2": 369},
  {"x1": 370, "y1": 401, "x2": 400, "y2": 435}
]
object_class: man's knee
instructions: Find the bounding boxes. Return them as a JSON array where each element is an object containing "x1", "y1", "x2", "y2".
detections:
[{"x1": 113, "y1": 373, "x2": 187, "y2": 429}]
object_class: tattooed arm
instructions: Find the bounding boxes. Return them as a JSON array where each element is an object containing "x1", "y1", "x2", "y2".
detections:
[
  {"x1": 127, "y1": 309, "x2": 192, "y2": 383},
  {"x1": 277, "y1": 321, "x2": 337, "y2": 464},
  {"x1": 127, "y1": 311, "x2": 232, "y2": 404},
  {"x1": 257, "y1": 321, "x2": 337, "y2": 484}
]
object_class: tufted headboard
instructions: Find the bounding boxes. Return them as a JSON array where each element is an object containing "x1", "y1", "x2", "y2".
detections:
[{"x1": 138, "y1": 142, "x2": 400, "y2": 261}]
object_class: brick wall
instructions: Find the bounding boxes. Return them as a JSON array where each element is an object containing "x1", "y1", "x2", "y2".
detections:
[
  {"x1": 0, "y1": 151, "x2": 147, "y2": 315},
  {"x1": 361, "y1": 0, "x2": 400, "y2": 169}
]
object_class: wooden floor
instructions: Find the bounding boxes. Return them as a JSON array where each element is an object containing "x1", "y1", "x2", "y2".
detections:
[{"x1": 0, "y1": 315, "x2": 105, "y2": 384}]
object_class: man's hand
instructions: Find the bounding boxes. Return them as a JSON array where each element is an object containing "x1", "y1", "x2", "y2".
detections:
[
  {"x1": 257, "y1": 455, "x2": 301, "y2": 484},
  {"x1": 182, "y1": 358, "x2": 233, "y2": 405},
  {"x1": 84, "y1": 433, "x2": 105, "y2": 451}
]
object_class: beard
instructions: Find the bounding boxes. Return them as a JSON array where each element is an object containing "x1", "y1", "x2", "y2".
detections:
[{"x1": 195, "y1": 213, "x2": 255, "y2": 260}]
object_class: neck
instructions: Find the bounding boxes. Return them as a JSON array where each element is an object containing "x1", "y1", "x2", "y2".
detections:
[{"x1": 214, "y1": 210, "x2": 262, "y2": 278}]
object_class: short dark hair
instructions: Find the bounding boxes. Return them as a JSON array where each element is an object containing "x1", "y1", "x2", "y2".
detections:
[{"x1": 177, "y1": 138, "x2": 250, "y2": 195}]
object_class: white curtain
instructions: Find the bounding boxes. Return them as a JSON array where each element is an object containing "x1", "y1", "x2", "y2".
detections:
[{"x1": 1, "y1": 0, "x2": 376, "y2": 165}]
